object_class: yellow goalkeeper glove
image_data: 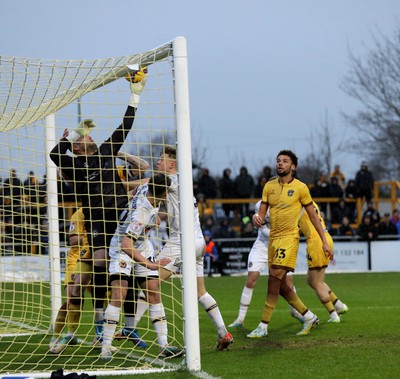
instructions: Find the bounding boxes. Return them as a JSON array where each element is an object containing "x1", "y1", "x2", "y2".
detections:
[
  {"x1": 68, "y1": 119, "x2": 96, "y2": 142},
  {"x1": 126, "y1": 66, "x2": 148, "y2": 107}
]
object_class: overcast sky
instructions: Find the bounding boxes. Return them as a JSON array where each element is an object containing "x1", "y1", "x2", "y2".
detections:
[{"x1": 1, "y1": 1, "x2": 400, "y2": 180}]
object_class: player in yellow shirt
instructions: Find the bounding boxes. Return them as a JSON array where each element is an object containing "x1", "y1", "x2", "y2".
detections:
[
  {"x1": 49, "y1": 208, "x2": 89, "y2": 350},
  {"x1": 288, "y1": 201, "x2": 349, "y2": 323},
  {"x1": 248, "y1": 150, "x2": 333, "y2": 338}
]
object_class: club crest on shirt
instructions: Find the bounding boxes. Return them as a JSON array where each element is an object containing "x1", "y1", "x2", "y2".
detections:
[
  {"x1": 119, "y1": 260, "x2": 127, "y2": 268},
  {"x1": 69, "y1": 222, "x2": 76, "y2": 232},
  {"x1": 287, "y1": 189, "x2": 294, "y2": 197},
  {"x1": 132, "y1": 223, "x2": 142, "y2": 233}
]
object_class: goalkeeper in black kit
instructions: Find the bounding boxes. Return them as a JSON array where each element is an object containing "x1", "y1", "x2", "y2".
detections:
[{"x1": 49, "y1": 68, "x2": 147, "y2": 352}]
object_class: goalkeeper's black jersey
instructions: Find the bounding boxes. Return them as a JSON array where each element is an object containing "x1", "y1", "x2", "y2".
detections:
[{"x1": 50, "y1": 106, "x2": 135, "y2": 223}]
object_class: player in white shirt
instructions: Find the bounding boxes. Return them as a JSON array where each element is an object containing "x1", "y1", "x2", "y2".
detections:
[
  {"x1": 133, "y1": 145, "x2": 233, "y2": 351},
  {"x1": 100, "y1": 174, "x2": 183, "y2": 360},
  {"x1": 229, "y1": 201, "x2": 270, "y2": 327}
]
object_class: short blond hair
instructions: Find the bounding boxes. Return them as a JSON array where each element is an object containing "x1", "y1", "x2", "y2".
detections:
[{"x1": 163, "y1": 145, "x2": 176, "y2": 160}]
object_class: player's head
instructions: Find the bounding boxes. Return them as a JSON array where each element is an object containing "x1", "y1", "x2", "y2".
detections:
[
  {"x1": 203, "y1": 230, "x2": 212, "y2": 241},
  {"x1": 156, "y1": 145, "x2": 177, "y2": 174},
  {"x1": 147, "y1": 173, "x2": 171, "y2": 204},
  {"x1": 71, "y1": 135, "x2": 98, "y2": 156},
  {"x1": 276, "y1": 149, "x2": 298, "y2": 177}
]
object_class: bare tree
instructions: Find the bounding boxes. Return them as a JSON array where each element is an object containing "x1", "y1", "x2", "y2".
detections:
[
  {"x1": 127, "y1": 132, "x2": 175, "y2": 174},
  {"x1": 341, "y1": 26, "x2": 400, "y2": 179},
  {"x1": 127, "y1": 126, "x2": 209, "y2": 176},
  {"x1": 191, "y1": 124, "x2": 209, "y2": 171},
  {"x1": 297, "y1": 111, "x2": 345, "y2": 184}
]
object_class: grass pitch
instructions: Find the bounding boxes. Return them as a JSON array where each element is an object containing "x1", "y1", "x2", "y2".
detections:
[{"x1": 1, "y1": 272, "x2": 399, "y2": 378}]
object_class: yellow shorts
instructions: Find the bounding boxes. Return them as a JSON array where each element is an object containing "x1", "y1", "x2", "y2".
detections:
[
  {"x1": 75, "y1": 260, "x2": 93, "y2": 277},
  {"x1": 78, "y1": 247, "x2": 92, "y2": 261},
  {"x1": 64, "y1": 254, "x2": 93, "y2": 286},
  {"x1": 307, "y1": 233, "x2": 334, "y2": 270},
  {"x1": 268, "y1": 236, "x2": 300, "y2": 272},
  {"x1": 64, "y1": 249, "x2": 80, "y2": 285},
  {"x1": 75, "y1": 260, "x2": 93, "y2": 297}
]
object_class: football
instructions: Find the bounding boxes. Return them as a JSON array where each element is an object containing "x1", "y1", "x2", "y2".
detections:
[{"x1": 125, "y1": 67, "x2": 148, "y2": 83}]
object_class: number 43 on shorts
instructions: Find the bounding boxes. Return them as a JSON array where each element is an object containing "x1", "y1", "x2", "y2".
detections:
[{"x1": 274, "y1": 248, "x2": 286, "y2": 259}]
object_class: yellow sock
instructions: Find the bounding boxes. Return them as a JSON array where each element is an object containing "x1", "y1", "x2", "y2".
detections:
[
  {"x1": 53, "y1": 307, "x2": 67, "y2": 337},
  {"x1": 322, "y1": 299, "x2": 335, "y2": 314},
  {"x1": 262, "y1": 276, "x2": 281, "y2": 323},
  {"x1": 329, "y1": 290, "x2": 338, "y2": 305},
  {"x1": 285, "y1": 291, "x2": 308, "y2": 315},
  {"x1": 261, "y1": 297, "x2": 278, "y2": 323},
  {"x1": 67, "y1": 301, "x2": 81, "y2": 334}
]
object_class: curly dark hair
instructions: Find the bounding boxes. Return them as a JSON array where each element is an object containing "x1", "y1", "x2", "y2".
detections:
[{"x1": 277, "y1": 149, "x2": 299, "y2": 168}]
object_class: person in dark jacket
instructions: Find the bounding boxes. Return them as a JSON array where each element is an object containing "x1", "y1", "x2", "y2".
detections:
[
  {"x1": 198, "y1": 168, "x2": 217, "y2": 200},
  {"x1": 331, "y1": 198, "x2": 355, "y2": 224},
  {"x1": 219, "y1": 168, "x2": 235, "y2": 218},
  {"x1": 345, "y1": 179, "x2": 358, "y2": 216},
  {"x1": 357, "y1": 215, "x2": 379, "y2": 241},
  {"x1": 378, "y1": 212, "x2": 399, "y2": 239},
  {"x1": 49, "y1": 68, "x2": 147, "y2": 348},
  {"x1": 234, "y1": 166, "x2": 254, "y2": 217},
  {"x1": 328, "y1": 177, "x2": 344, "y2": 217},
  {"x1": 355, "y1": 162, "x2": 374, "y2": 203},
  {"x1": 337, "y1": 216, "x2": 355, "y2": 236}
]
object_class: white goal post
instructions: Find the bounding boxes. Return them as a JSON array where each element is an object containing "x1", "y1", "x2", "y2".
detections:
[{"x1": 0, "y1": 36, "x2": 201, "y2": 376}]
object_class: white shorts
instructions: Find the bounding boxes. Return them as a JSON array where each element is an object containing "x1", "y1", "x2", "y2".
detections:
[
  {"x1": 109, "y1": 239, "x2": 158, "y2": 278},
  {"x1": 159, "y1": 234, "x2": 206, "y2": 277},
  {"x1": 247, "y1": 238, "x2": 268, "y2": 273}
]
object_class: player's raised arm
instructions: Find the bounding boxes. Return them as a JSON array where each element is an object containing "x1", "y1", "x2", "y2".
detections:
[
  {"x1": 107, "y1": 67, "x2": 148, "y2": 154},
  {"x1": 117, "y1": 151, "x2": 150, "y2": 172},
  {"x1": 127, "y1": 67, "x2": 148, "y2": 109}
]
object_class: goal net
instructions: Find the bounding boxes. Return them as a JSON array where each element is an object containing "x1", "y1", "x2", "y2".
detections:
[{"x1": 0, "y1": 37, "x2": 200, "y2": 376}]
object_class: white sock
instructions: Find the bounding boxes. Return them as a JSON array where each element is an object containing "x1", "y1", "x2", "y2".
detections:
[
  {"x1": 258, "y1": 322, "x2": 268, "y2": 331},
  {"x1": 149, "y1": 303, "x2": 168, "y2": 348},
  {"x1": 334, "y1": 300, "x2": 345, "y2": 310},
  {"x1": 103, "y1": 304, "x2": 120, "y2": 349},
  {"x1": 199, "y1": 292, "x2": 227, "y2": 338},
  {"x1": 133, "y1": 291, "x2": 149, "y2": 328},
  {"x1": 237, "y1": 286, "x2": 254, "y2": 323},
  {"x1": 330, "y1": 310, "x2": 340, "y2": 319},
  {"x1": 303, "y1": 310, "x2": 315, "y2": 321}
]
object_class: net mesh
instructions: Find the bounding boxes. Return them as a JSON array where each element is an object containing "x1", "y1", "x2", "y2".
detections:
[{"x1": 0, "y1": 41, "x2": 186, "y2": 376}]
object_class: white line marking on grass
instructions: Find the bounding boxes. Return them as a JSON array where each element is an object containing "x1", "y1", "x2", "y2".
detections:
[{"x1": 0, "y1": 317, "x2": 45, "y2": 337}]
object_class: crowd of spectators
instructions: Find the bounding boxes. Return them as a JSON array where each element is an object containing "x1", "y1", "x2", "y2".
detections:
[
  {"x1": 1, "y1": 160, "x2": 400, "y2": 256},
  {"x1": 0, "y1": 168, "x2": 77, "y2": 254},
  {"x1": 194, "y1": 161, "x2": 400, "y2": 242}
]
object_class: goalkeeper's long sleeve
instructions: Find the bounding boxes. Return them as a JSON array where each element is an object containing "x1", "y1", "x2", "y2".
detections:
[
  {"x1": 49, "y1": 138, "x2": 75, "y2": 181},
  {"x1": 103, "y1": 105, "x2": 136, "y2": 156}
]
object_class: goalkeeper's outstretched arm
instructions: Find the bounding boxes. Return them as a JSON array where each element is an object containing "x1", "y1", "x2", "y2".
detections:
[
  {"x1": 107, "y1": 68, "x2": 148, "y2": 155},
  {"x1": 49, "y1": 129, "x2": 74, "y2": 180}
]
